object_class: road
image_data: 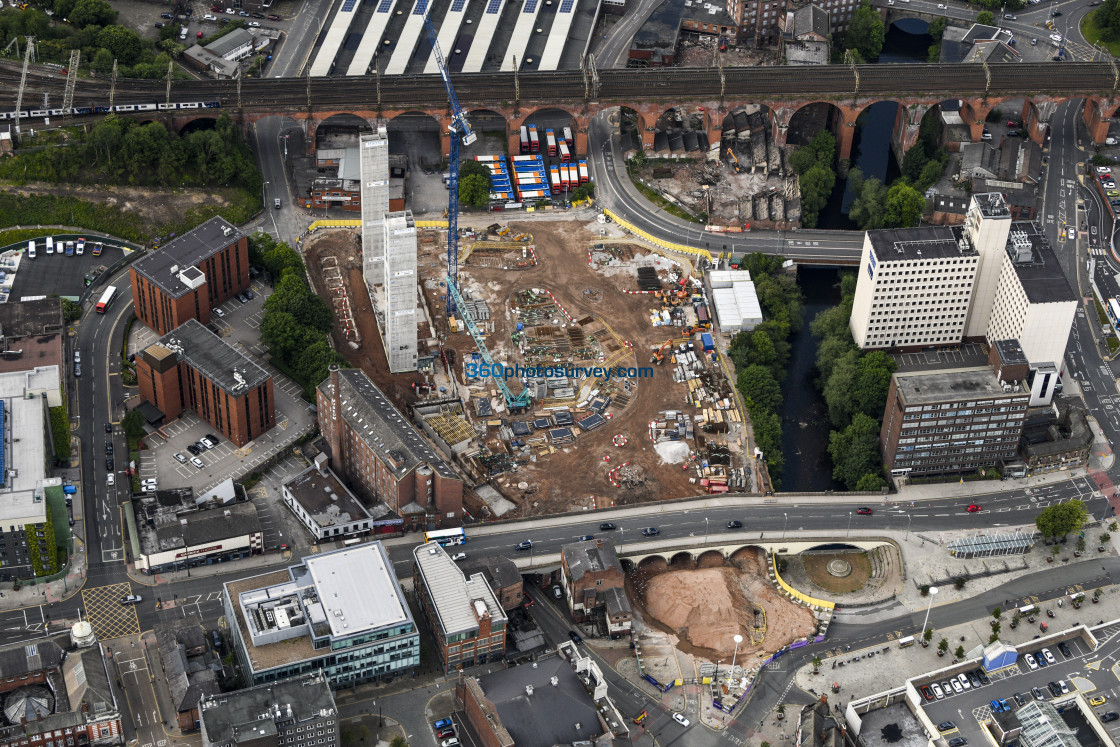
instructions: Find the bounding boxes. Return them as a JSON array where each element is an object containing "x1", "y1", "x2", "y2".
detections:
[{"x1": 586, "y1": 109, "x2": 866, "y2": 262}]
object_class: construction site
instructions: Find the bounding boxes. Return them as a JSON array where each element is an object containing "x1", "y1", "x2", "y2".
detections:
[
  {"x1": 386, "y1": 215, "x2": 752, "y2": 518},
  {"x1": 625, "y1": 105, "x2": 802, "y2": 229}
]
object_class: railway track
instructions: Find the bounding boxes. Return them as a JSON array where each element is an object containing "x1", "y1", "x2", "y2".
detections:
[{"x1": 0, "y1": 62, "x2": 1115, "y2": 111}]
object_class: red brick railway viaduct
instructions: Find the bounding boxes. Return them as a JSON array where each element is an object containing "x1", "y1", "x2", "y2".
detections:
[{"x1": 171, "y1": 94, "x2": 1119, "y2": 161}]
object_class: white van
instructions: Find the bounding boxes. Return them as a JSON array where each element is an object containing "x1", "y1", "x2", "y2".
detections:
[
  {"x1": 179, "y1": 26, "x2": 188, "y2": 40},
  {"x1": 27, "y1": 241, "x2": 36, "y2": 259},
  {"x1": 45, "y1": 236, "x2": 54, "y2": 254}
]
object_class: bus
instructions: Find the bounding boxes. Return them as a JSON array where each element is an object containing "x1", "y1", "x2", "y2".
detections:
[
  {"x1": 1109, "y1": 298, "x2": 1120, "y2": 328},
  {"x1": 897, "y1": 635, "x2": 916, "y2": 648},
  {"x1": 95, "y1": 286, "x2": 117, "y2": 314},
  {"x1": 425, "y1": 528, "x2": 466, "y2": 546},
  {"x1": 342, "y1": 537, "x2": 363, "y2": 547}
]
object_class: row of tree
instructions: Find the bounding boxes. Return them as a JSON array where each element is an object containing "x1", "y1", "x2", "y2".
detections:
[
  {"x1": 1095, "y1": 0, "x2": 1120, "y2": 41},
  {"x1": 790, "y1": 131, "x2": 838, "y2": 229},
  {"x1": 0, "y1": 2, "x2": 187, "y2": 79},
  {"x1": 727, "y1": 254, "x2": 805, "y2": 485},
  {"x1": 0, "y1": 115, "x2": 262, "y2": 194},
  {"x1": 250, "y1": 234, "x2": 349, "y2": 394},
  {"x1": 846, "y1": 169, "x2": 926, "y2": 231},
  {"x1": 810, "y1": 274, "x2": 895, "y2": 490}
]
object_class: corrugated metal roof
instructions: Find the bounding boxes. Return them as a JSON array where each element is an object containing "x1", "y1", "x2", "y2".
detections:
[{"x1": 413, "y1": 543, "x2": 506, "y2": 638}]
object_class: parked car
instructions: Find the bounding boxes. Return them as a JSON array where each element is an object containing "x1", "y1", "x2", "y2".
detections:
[
  {"x1": 1059, "y1": 681, "x2": 1069, "y2": 694},
  {"x1": 105, "y1": 457, "x2": 114, "y2": 471},
  {"x1": 1097, "y1": 166, "x2": 1112, "y2": 174},
  {"x1": 1102, "y1": 712, "x2": 1120, "y2": 722},
  {"x1": 200, "y1": 436, "x2": 217, "y2": 449},
  {"x1": 236, "y1": 292, "x2": 248, "y2": 304},
  {"x1": 920, "y1": 685, "x2": 934, "y2": 701},
  {"x1": 967, "y1": 671, "x2": 981, "y2": 688},
  {"x1": 174, "y1": 452, "x2": 188, "y2": 463},
  {"x1": 951, "y1": 679, "x2": 963, "y2": 694},
  {"x1": 937, "y1": 722, "x2": 956, "y2": 732},
  {"x1": 105, "y1": 442, "x2": 113, "y2": 456},
  {"x1": 244, "y1": 289, "x2": 255, "y2": 300},
  {"x1": 105, "y1": 422, "x2": 113, "y2": 433},
  {"x1": 248, "y1": 20, "x2": 259, "y2": 25},
  {"x1": 190, "y1": 456, "x2": 205, "y2": 469},
  {"x1": 948, "y1": 739, "x2": 967, "y2": 747},
  {"x1": 432, "y1": 719, "x2": 452, "y2": 731},
  {"x1": 267, "y1": 13, "x2": 281, "y2": 19},
  {"x1": 440, "y1": 739, "x2": 460, "y2": 747},
  {"x1": 1042, "y1": 648, "x2": 1056, "y2": 665},
  {"x1": 436, "y1": 727, "x2": 455, "y2": 739},
  {"x1": 1047, "y1": 682, "x2": 1061, "y2": 696},
  {"x1": 931, "y1": 683, "x2": 944, "y2": 699},
  {"x1": 1090, "y1": 695, "x2": 1107, "y2": 706},
  {"x1": 107, "y1": 473, "x2": 115, "y2": 486},
  {"x1": 1032, "y1": 686, "x2": 1045, "y2": 700},
  {"x1": 1058, "y1": 641, "x2": 1071, "y2": 657},
  {"x1": 568, "y1": 630, "x2": 583, "y2": 644},
  {"x1": 642, "y1": 527, "x2": 660, "y2": 536},
  {"x1": 1036, "y1": 652, "x2": 1047, "y2": 667},
  {"x1": 187, "y1": 444, "x2": 202, "y2": 456},
  {"x1": 1025, "y1": 655, "x2": 1039, "y2": 670},
  {"x1": 213, "y1": 307, "x2": 225, "y2": 317},
  {"x1": 976, "y1": 670, "x2": 990, "y2": 686},
  {"x1": 1013, "y1": 692, "x2": 1025, "y2": 706},
  {"x1": 957, "y1": 673, "x2": 971, "y2": 690}
]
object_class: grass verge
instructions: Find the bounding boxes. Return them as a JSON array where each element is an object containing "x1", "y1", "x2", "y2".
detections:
[{"x1": 1081, "y1": 9, "x2": 1120, "y2": 56}]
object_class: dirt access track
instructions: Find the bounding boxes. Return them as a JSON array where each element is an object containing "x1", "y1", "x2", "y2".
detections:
[{"x1": 420, "y1": 217, "x2": 706, "y2": 514}]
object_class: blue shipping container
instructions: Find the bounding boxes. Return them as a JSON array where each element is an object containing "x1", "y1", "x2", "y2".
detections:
[{"x1": 701, "y1": 333, "x2": 714, "y2": 351}]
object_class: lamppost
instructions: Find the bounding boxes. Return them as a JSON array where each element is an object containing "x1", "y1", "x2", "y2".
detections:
[
  {"x1": 619, "y1": 526, "x2": 625, "y2": 550},
  {"x1": 263, "y1": 180, "x2": 269, "y2": 209},
  {"x1": 730, "y1": 634, "x2": 743, "y2": 682},
  {"x1": 704, "y1": 517, "x2": 709, "y2": 544},
  {"x1": 905, "y1": 513, "x2": 913, "y2": 540},
  {"x1": 921, "y1": 586, "x2": 939, "y2": 638},
  {"x1": 846, "y1": 512, "x2": 853, "y2": 537},
  {"x1": 783, "y1": 513, "x2": 788, "y2": 538}
]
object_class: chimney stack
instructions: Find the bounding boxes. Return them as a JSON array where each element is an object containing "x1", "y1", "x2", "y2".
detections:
[{"x1": 328, "y1": 365, "x2": 343, "y2": 471}]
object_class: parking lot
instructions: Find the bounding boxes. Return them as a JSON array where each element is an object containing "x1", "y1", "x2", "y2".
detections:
[
  {"x1": 8, "y1": 237, "x2": 127, "y2": 300},
  {"x1": 130, "y1": 280, "x2": 316, "y2": 512},
  {"x1": 891, "y1": 343, "x2": 990, "y2": 373},
  {"x1": 917, "y1": 625, "x2": 1120, "y2": 746}
]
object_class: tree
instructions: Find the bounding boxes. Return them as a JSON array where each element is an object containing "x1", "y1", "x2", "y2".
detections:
[
  {"x1": 261, "y1": 242, "x2": 304, "y2": 280},
  {"x1": 992, "y1": 606, "x2": 1002, "y2": 620},
  {"x1": 846, "y1": 0, "x2": 886, "y2": 60},
  {"x1": 1034, "y1": 500, "x2": 1088, "y2": 539},
  {"x1": 260, "y1": 311, "x2": 315, "y2": 363},
  {"x1": 848, "y1": 174, "x2": 888, "y2": 230},
  {"x1": 823, "y1": 349, "x2": 859, "y2": 428},
  {"x1": 809, "y1": 130, "x2": 836, "y2": 165},
  {"x1": 789, "y1": 146, "x2": 818, "y2": 175},
  {"x1": 883, "y1": 182, "x2": 926, "y2": 228},
  {"x1": 458, "y1": 173, "x2": 490, "y2": 209},
  {"x1": 121, "y1": 408, "x2": 145, "y2": 439},
  {"x1": 798, "y1": 163, "x2": 836, "y2": 228},
  {"x1": 828, "y1": 412, "x2": 884, "y2": 490},
  {"x1": 977, "y1": 10, "x2": 994, "y2": 23},
  {"x1": 753, "y1": 410, "x2": 785, "y2": 479},
  {"x1": 923, "y1": 627, "x2": 934, "y2": 642},
  {"x1": 917, "y1": 159, "x2": 944, "y2": 191},
  {"x1": 390, "y1": 738, "x2": 407, "y2": 747},
  {"x1": 855, "y1": 472, "x2": 886, "y2": 491},
  {"x1": 96, "y1": 25, "x2": 145, "y2": 65},
  {"x1": 59, "y1": 297, "x2": 82, "y2": 323},
  {"x1": 295, "y1": 340, "x2": 346, "y2": 389},
  {"x1": 954, "y1": 645, "x2": 966, "y2": 659},
  {"x1": 68, "y1": 0, "x2": 117, "y2": 27},
  {"x1": 853, "y1": 350, "x2": 896, "y2": 418},
  {"x1": 938, "y1": 638, "x2": 949, "y2": 653},
  {"x1": 737, "y1": 365, "x2": 782, "y2": 415},
  {"x1": 812, "y1": 655, "x2": 822, "y2": 671}
]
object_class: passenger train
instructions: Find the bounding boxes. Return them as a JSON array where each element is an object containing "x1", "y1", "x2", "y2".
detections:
[{"x1": 0, "y1": 101, "x2": 221, "y2": 120}]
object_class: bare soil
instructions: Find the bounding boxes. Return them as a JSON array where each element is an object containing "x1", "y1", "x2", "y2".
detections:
[
  {"x1": 302, "y1": 229, "x2": 423, "y2": 409},
  {"x1": 419, "y1": 218, "x2": 708, "y2": 513},
  {"x1": 628, "y1": 548, "x2": 816, "y2": 665},
  {"x1": 3, "y1": 181, "x2": 238, "y2": 234}
]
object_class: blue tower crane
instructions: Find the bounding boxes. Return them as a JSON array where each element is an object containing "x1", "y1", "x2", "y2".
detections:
[
  {"x1": 423, "y1": 14, "x2": 476, "y2": 314},
  {"x1": 446, "y1": 277, "x2": 532, "y2": 409}
]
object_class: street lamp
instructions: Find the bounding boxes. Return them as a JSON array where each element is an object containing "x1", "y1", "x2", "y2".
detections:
[
  {"x1": 619, "y1": 526, "x2": 624, "y2": 550},
  {"x1": 921, "y1": 586, "x2": 939, "y2": 639},
  {"x1": 730, "y1": 634, "x2": 743, "y2": 681},
  {"x1": 704, "y1": 517, "x2": 709, "y2": 544},
  {"x1": 783, "y1": 513, "x2": 788, "y2": 538},
  {"x1": 847, "y1": 511, "x2": 853, "y2": 537},
  {"x1": 905, "y1": 513, "x2": 913, "y2": 540}
]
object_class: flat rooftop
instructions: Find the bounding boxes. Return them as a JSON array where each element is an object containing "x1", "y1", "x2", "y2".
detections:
[
  {"x1": 477, "y1": 656, "x2": 604, "y2": 747},
  {"x1": 0, "y1": 366, "x2": 59, "y2": 399},
  {"x1": 131, "y1": 216, "x2": 244, "y2": 298},
  {"x1": 0, "y1": 297, "x2": 62, "y2": 337},
  {"x1": 227, "y1": 570, "x2": 317, "y2": 672},
  {"x1": 148, "y1": 502, "x2": 262, "y2": 555},
  {"x1": 1005, "y1": 222, "x2": 1078, "y2": 305},
  {"x1": 0, "y1": 398, "x2": 48, "y2": 522},
  {"x1": 152, "y1": 319, "x2": 270, "y2": 396},
  {"x1": 199, "y1": 673, "x2": 336, "y2": 745},
  {"x1": 303, "y1": 544, "x2": 410, "y2": 637},
  {"x1": 867, "y1": 226, "x2": 975, "y2": 261},
  {"x1": 972, "y1": 192, "x2": 1012, "y2": 218},
  {"x1": 895, "y1": 366, "x2": 1028, "y2": 406},
  {"x1": 283, "y1": 466, "x2": 371, "y2": 529}
]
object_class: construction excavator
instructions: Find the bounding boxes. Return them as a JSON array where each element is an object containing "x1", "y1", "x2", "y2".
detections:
[
  {"x1": 726, "y1": 148, "x2": 742, "y2": 174},
  {"x1": 650, "y1": 339, "x2": 675, "y2": 366}
]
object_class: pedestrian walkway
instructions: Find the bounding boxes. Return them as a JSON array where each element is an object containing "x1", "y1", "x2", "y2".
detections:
[{"x1": 125, "y1": 547, "x2": 295, "y2": 587}]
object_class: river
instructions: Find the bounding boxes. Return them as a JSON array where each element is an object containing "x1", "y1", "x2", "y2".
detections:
[{"x1": 777, "y1": 19, "x2": 932, "y2": 490}]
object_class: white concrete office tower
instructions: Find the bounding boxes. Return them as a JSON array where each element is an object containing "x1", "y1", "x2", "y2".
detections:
[
  {"x1": 963, "y1": 193, "x2": 1014, "y2": 339},
  {"x1": 360, "y1": 127, "x2": 391, "y2": 286},
  {"x1": 984, "y1": 221, "x2": 1077, "y2": 401},
  {"x1": 382, "y1": 211, "x2": 418, "y2": 373},
  {"x1": 849, "y1": 226, "x2": 979, "y2": 350}
]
